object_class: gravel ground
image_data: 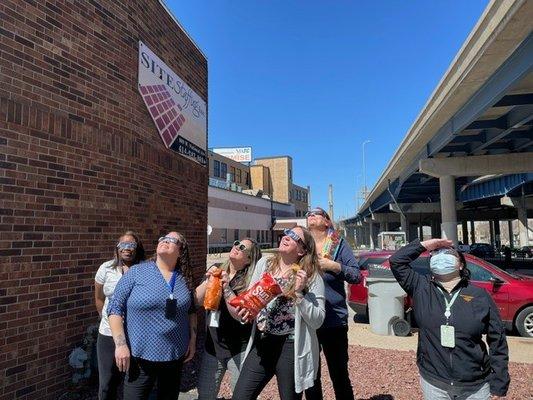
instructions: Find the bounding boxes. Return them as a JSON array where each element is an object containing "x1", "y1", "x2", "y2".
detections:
[{"x1": 211, "y1": 345, "x2": 533, "y2": 400}]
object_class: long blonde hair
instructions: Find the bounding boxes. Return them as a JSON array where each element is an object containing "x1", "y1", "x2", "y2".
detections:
[{"x1": 267, "y1": 226, "x2": 321, "y2": 283}]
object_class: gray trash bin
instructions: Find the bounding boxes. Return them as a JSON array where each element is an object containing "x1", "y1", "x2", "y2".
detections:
[{"x1": 366, "y1": 268, "x2": 407, "y2": 336}]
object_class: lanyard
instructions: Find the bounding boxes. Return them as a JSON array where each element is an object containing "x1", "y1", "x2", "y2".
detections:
[
  {"x1": 167, "y1": 271, "x2": 177, "y2": 299},
  {"x1": 437, "y1": 287, "x2": 461, "y2": 324}
]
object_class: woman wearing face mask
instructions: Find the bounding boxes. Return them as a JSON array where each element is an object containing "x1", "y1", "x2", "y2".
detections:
[
  {"x1": 390, "y1": 238, "x2": 510, "y2": 400},
  {"x1": 232, "y1": 226, "x2": 325, "y2": 400},
  {"x1": 94, "y1": 231, "x2": 145, "y2": 400},
  {"x1": 195, "y1": 238, "x2": 262, "y2": 399},
  {"x1": 107, "y1": 232, "x2": 197, "y2": 400}
]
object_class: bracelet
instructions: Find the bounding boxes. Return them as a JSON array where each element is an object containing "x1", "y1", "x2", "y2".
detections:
[{"x1": 223, "y1": 286, "x2": 234, "y2": 299}]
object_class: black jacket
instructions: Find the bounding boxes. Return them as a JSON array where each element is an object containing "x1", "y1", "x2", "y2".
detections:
[{"x1": 389, "y1": 240, "x2": 510, "y2": 396}]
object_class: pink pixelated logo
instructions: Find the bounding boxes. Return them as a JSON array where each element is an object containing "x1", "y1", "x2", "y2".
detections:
[{"x1": 139, "y1": 84, "x2": 187, "y2": 148}]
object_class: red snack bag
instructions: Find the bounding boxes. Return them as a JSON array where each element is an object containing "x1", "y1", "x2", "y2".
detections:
[
  {"x1": 204, "y1": 267, "x2": 223, "y2": 311},
  {"x1": 229, "y1": 273, "x2": 282, "y2": 319}
]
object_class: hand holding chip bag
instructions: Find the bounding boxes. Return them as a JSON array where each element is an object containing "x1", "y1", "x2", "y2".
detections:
[
  {"x1": 229, "y1": 272, "x2": 282, "y2": 319},
  {"x1": 204, "y1": 267, "x2": 223, "y2": 311}
]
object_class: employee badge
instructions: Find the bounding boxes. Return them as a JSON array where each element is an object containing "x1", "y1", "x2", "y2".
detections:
[{"x1": 440, "y1": 324, "x2": 455, "y2": 348}]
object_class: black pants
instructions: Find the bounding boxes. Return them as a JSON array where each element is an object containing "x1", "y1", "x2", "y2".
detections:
[
  {"x1": 304, "y1": 326, "x2": 354, "y2": 400},
  {"x1": 232, "y1": 333, "x2": 302, "y2": 400},
  {"x1": 124, "y1": 357, "x2": 184, "y2": 400},
  {"x1": 97, "y1": 333, "x2": 123, "y2": 400}
]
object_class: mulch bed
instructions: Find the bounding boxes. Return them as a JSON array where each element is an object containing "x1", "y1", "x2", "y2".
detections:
[{"x1": 216, "y1": 345, "x2": 533, "y2": 400}]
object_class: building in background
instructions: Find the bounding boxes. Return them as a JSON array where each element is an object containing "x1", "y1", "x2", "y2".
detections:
[
  {"x1": 208, "y1": 152, "x2": 309, "y2": 250},
  {"x1": 253, "y1": 156, "x2": 310, "y2": 217}
]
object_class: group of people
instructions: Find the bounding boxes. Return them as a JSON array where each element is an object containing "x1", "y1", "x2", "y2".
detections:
[{"x1": 94, "y1": 207, "x2": 510, "y2": 400}]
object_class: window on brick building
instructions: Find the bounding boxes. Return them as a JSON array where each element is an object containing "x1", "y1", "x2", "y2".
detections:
[
  {"x1": 230, "y1": 166, "x2": 236, "y2": 182},
  {"x1": 221, "y1": 163, "x2": 227, "y2": 180},
  {"x1": 236, "y1": 168, "x2": 242, "y2": 184},
  {"x1": 244, "y1": 172, "x2": 250, "y2": 186},
  {"x1": 214, "y1": 160, "x2": 221, "y2": 178}
]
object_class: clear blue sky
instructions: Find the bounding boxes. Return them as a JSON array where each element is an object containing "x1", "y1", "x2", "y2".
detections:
[{"x1": 169, "y1": 0, "x2": 489, "y2": 219}]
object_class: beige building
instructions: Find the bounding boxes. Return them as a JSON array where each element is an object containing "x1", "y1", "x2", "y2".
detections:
[
  {"x1": 254, "y1": 156, "x2": 310, "y2": 217},
  {"x1": 207, "y1": 152, "x2": 310, "y2": 250},
  {"x1": 208, "y1": 150, "x2": 251, "y2": 190}
]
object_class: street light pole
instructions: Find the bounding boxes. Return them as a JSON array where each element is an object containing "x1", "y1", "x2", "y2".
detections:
[
  {"x1": 362, "y1": 140, "x2": 371, "y2": 200},
  {"x1": 355, "y1": 174, "x2": 361, "y2": 212}
]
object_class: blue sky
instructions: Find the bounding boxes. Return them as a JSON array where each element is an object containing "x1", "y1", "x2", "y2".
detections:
[{"x1": 169, "y1": 0, "x2": 489, "y2": 219}]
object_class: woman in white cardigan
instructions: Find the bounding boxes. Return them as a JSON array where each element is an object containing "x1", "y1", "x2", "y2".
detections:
[{"x1": 230, "y1": 226, "x2": 325, "y2": 400}]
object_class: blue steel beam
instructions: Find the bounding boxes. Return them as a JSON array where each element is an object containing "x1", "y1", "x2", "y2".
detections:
[{"x1": 459, "y1": 174, "x2": 533, "y2": 202}]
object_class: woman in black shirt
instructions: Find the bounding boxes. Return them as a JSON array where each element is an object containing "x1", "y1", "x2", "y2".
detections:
[
  {"x1": 195, "y1": 238, "x2": 262, "y2": 399},
  {"x1": 390, "y1": 238, "x2": 509, "y2": 400}
]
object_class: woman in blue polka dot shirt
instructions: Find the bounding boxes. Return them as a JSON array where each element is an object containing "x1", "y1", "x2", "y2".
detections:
[{"x1": 108, "y1": 231, "x2": 197, "y2": 400}]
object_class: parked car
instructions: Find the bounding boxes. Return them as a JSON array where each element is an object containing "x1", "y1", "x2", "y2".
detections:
[
  {"x1": 470, "y1": 243, "x2": 496, "y2": 258},
  {"x1": 513, "y1": 246, "x2": 533, "y2": 258},
  {"x1": 349, "y1": 250, "x2": 533, "y2": 337}
]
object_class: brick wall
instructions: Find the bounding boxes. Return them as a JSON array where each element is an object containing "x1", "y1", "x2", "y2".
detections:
[{"x1": 0, "y1": 1, "x2": 208, "y2": 399}]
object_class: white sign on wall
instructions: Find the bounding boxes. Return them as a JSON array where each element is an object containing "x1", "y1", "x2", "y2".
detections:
[
  {"x1": 138, "y1": 41, "x2": 207, "y2": 165},
  {"x1": 212, "y1": 147, "x2": 252, "y2": 163}
]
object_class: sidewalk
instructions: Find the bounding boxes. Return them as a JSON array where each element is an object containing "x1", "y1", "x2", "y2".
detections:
[{"x1": 348, "y1": 320, "x2": 533, "y2": 364}]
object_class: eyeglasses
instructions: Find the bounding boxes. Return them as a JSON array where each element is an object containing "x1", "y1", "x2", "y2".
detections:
[
  {"x1": 305, "y1": 210, "x2": 328, "y2": 219},
  {"x1": 283, "y1": 229, "x2": 307, "y2": 250},
  {"x1": 117, "y1": 242, "x2": 137, "y2": 251},
  {"x1": 233, "y1": 240, "x2": 249, "y2": 252},
  {"x1": 158, "y1": 236, "x2": 179, "y2": 245},
  {"x1": 430, "y1": 247, "x2": 457, "y2": 257}
]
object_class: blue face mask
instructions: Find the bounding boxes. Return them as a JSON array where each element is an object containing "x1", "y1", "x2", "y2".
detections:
[{"x1": 430, "y1": 253, "x2": 458, "y2": 276}]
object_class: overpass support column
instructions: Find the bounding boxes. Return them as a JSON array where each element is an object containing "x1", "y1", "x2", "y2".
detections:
[
  {"x1": 494, "y1": 220, "x2": 501, "y2": 249},
  {"x1": 508, "y1": 220, "x2": 514, "y2": 247},
  {"x1": 400, "y1": 214, "x2": 408, "y2": 241},
  {"x1": 489, "y1": 221, "x2": 495, "y2": 248},
  {"x1": 470, "y1": 220, "x2": 476, "y2": 244},
  {"x1": 517, "y1": 206, "x2": 530, "y2": 247},
  {"x1": 369, "y1": 222, "x2": 375, "y2": 249},
  {"x1": 439, "y1": 175, "x2": 458, "y2": 244},
  {"x1": 461, "y1": 221, "x2": 469, "y2": 245}
]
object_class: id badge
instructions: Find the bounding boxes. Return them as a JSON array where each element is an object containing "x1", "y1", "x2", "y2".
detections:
[
  {"x1": 440, "y1": 325, "x2": 455, "y2": 348},
  {"x1": 165, "y1": 298, "x2": 177, "y2": 319},
  {"x1": 208, "y1": 310, "x2": 221, "y2": 328}
]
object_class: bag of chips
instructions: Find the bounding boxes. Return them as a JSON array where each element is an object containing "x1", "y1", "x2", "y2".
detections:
[
  {"x1": 229, "y1": 272, "x2": 282, "y2": 319},
  {"x1": 203, "y1": 267, "x2": 223, "y2": 311}
]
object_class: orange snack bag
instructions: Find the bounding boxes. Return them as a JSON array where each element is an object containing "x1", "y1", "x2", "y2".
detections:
[
  {"x1": 204, "y1": 267, "x2": 223, "y2": 311},
  {"x1": 229, "y1": 273, "x2": 282, "y2": 319}
]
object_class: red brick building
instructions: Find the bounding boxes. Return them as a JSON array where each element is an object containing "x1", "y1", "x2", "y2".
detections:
[{"x1": 0, "y1": 1, "x2": 208, "y2": 399}]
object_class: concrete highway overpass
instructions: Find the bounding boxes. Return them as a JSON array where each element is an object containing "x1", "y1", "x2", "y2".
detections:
[{"x1": 342, "y1": 0, "x2": 533, "y2": 248}]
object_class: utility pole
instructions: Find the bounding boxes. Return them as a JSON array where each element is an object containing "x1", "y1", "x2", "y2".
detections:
[{"x1": 328, "y1": 184, "x2": 334, "y2": 222}]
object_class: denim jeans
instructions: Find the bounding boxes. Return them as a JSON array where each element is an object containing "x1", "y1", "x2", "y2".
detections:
[
  {"x1": 420, "y1": 376, "x2": 490, "y2": 400},
  {"x1": 196, "y1": 350, "x2": 244, "y2": 399}
]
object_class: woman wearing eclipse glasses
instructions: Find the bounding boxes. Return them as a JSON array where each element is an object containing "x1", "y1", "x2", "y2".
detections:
[
  {"x1": 304, "y1": 207, "x2": 360, "y2": 400},
  {"x1": 232, "y1": 226, "x2": 325, "y2": 400},
  {"x1": 108, "y1": 232, "x2": 197, "y2": 400},
  {"x1": 195, "y1": 238, "x2": 262, "y2": 399},
  {"x1": 390, "y1": 238, "x2": 510, "y2": 400},
  {"x1": 94, "y1": 230, "x2": 145, "y2": 400}
]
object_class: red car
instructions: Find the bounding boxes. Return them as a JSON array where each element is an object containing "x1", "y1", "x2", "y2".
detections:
[{"x1": 349, "y1": 250, "x2": 533, "y2": 337}]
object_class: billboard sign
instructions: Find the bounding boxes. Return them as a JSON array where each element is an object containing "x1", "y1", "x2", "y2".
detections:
[
  {"x1": 212, "y1": 147, "x2": 252, "y2": 163},
  {"x1": 138, "y1": 41, "x2": 207, "y2": 165}
]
